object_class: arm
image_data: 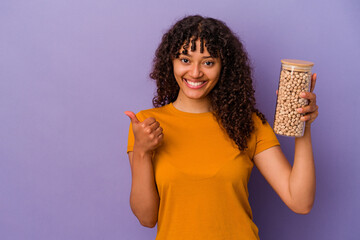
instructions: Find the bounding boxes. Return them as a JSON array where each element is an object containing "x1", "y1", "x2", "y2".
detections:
[
  {"x1": 253, "y1": 73, "x2": 318, "y2": 214},
  {"x1": 128, "y1": 150, "x2": 159, "y2": 228},
  {"x1": 125, "y1": 111, "x2": 163, "y2": 227},
  {"x1": 253, "y1": 127, "x2": 315, "y2": 214}
]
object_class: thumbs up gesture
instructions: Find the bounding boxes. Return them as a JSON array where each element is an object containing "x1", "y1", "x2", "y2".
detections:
[{"x1": 125, "y1": 111, "x2": 164, "y2": 154}]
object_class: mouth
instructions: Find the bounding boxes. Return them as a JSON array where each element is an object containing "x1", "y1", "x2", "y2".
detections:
[{"x1": 183, "y1": 78, "x2": 208, "y2": 89}]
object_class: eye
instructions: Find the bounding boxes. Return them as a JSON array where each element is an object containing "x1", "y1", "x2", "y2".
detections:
[
  {"x1": 180, "y1": 58, "x2": 190, "y2": 64},
  {"x1": 204, "y1": 61, "x2": 214, "y2": 66}
]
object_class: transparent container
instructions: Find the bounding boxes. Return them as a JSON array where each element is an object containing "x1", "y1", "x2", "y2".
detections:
[{"x1": 273, "y1": 59, "x2": 314, "y2": 137}]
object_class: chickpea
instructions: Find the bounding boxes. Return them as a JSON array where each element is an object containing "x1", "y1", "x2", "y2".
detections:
[{"x1": 274, "y1": 59, "x2": 314, "y2": 137}]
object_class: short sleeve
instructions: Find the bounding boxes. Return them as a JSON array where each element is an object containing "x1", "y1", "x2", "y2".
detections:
[
  {"x1": 253, "y1": 115, "x2": 280, "y2": 156},
  {"x1": 126, "y1": 111, "x2": 145, "y2": 153}
]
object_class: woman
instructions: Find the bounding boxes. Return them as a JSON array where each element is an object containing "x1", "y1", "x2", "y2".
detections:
[{"x1": 125, "y1": 15, "x2": 318, "y2": 240}]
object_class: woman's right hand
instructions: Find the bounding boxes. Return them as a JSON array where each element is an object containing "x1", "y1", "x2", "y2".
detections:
[{"x1": 125, "y1": 111, "x2": 163, "y2": 154}]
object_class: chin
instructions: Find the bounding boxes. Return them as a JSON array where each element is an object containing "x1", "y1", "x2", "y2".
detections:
[{"x1": 184, "y1": 92, "x2": 207, "y2": 100}]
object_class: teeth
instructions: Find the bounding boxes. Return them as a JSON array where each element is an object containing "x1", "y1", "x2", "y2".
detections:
[{"x1": 185, "y1": 79, "x2": 204, "y2": 86}]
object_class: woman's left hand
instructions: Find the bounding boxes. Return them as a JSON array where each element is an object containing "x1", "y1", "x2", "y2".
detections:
[{"x1": 297, "y1": 73, "x2": 319, "y2": 125}]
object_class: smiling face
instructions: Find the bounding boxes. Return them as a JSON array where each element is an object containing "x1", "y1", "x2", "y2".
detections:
[{"x1": 172, "y1": 39, "x2": 222, "y2": 103}]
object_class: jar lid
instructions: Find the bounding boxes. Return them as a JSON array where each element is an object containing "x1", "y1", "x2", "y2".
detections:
[{"x1": 281, "y1": 59, "x2": 314, "y2": 67}]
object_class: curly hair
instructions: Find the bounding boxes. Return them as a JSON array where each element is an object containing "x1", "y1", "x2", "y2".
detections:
[{"x1": 149, "y1": 15, "x2": 266, "y2": 152}]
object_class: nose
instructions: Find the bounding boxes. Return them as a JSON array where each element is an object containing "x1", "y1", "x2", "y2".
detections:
[{"x1": 189, "y1": 63, "x2": 203, "y2": 78}]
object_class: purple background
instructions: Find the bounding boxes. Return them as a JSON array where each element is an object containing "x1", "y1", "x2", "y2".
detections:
[{"x1": 1, "y1": 0, "x2": 359, "y2": 239}]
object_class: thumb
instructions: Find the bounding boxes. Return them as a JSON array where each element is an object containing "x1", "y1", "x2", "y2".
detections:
[{"x1": 124, "y1": 111, "x2": 140, "y2": 124}]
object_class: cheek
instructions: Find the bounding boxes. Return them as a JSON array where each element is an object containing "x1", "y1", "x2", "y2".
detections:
[
  {"x1": 209, "y1": 70, "x2": 221, "y2": 83},
  {"x1": 172, "y1": 67, "x2": 184, "y2": 85},
  {"x1": 174, "y1": 65, "x2": 186, "y2": 76},
  {"x1": 173, "y1": 70, "x2": 183, "y2": 83}
]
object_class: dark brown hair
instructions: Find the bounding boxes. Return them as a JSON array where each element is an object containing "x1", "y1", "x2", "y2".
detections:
[{"x1": 149, "y1": 15, "x2": 266, "y2": 151}]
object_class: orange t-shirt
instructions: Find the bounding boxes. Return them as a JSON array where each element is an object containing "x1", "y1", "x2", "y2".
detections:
[{"x1": 127, "y1": 103, "x2": 280, "y2": 240}]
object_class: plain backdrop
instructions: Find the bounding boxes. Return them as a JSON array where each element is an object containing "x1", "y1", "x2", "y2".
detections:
[{"x1": 1, "y1": 0, "x2": 359, "y2": 239}]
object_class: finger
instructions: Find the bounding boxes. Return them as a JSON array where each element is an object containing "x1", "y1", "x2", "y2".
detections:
[
  {"x1": 142, "y1": 117, "x2": 156, "y2": 126},
  {"x1": 157, "y1": 133, "x2": 164, "y2": 146},
  {"x1": 124, "y1": 111, "x2": 140, "y2": 124},
  {"x1": 300, "y1": 92, "x2": 316, "y2": 101},
  {"x1": 147, "y1": 121, "x2": 160, "y2": 133},
  {"x1": 154, "y1": 126, "x2": 163, "y2": 137},
  {"x1": 297, "y1": 104, "x2": 318, "y2": 114},
  {"x1": 158, "y1": 131, "x2": 164, "y2": 141},
  {"x1": 276, "y1": 90, "x2": 278, "y2": 95},
  {"x1": 310, "y1": 73, "x2": 317, "y2": 92},
  {"x1": 300, "y1": 111, "x2": 318, "y2": 122}
]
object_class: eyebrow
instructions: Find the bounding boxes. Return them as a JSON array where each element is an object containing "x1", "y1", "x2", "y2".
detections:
[{"x1": 180, "y1": 52, "x2": 213, "y2": 59}]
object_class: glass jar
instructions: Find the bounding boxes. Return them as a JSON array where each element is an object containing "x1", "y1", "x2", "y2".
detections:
[{"x1": 273, "y1": 59, "x2": 314, "y2": 137}]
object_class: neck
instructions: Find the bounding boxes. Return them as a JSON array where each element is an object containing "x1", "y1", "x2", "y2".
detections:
[{"x1": 173, "y1": 95, "x2": 212, "y2": 113}]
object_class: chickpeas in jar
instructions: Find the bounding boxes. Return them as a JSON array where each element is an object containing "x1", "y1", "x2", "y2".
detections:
[{"x1": 273, "y1": 59, "x2": 314, "y2": 137}]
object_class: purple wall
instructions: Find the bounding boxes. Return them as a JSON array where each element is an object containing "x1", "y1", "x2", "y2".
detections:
[{"x1": 1, "y1": 0, "x2": 359, "y2": 239}]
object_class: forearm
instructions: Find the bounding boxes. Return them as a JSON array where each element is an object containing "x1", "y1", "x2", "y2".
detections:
[
  {"x1": 130, "y1": 147, "x2": 159, "y2": 227},
  {"x1": 289, "y1": 124, "x2": 316, "y2": 213}
]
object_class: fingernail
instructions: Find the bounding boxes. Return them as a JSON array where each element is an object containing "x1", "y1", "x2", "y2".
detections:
[
  {"x1": 297, "y1": 108, "x2": 303, "y2": 113},
  {"x1": 300, "y1": 92, "x2": 306, "y2": 97},
  {"x1": 300, "y1": 116, "x2": 306, "y2": 121}
]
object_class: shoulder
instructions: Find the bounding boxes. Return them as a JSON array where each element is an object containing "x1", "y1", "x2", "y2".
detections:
[
  {"x1": 252, "y1": 112, "x2": 267, "y2": 128},
  {"x1": 249, "y1": 112, "x2": 280, "y2": 157},
  {"x1": 136, "y1": 104, "x2": 171, "y2": 121},
  {"x1": 251, "y1": 112, "x2": 275, "y2": 137}
]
